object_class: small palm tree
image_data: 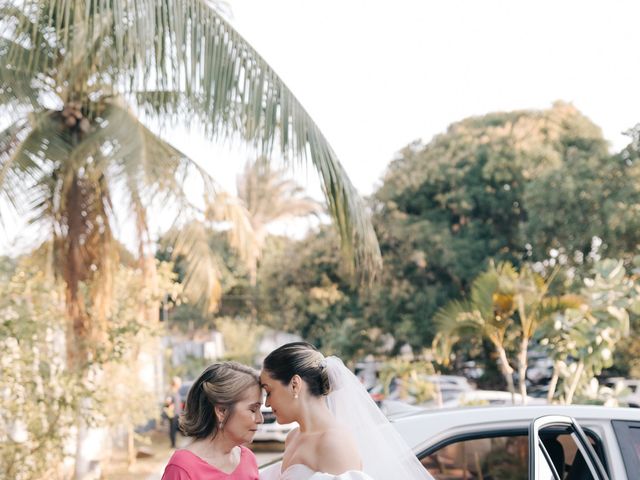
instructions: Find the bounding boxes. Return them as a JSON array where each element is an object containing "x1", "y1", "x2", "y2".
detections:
[
  {"x1": 434, "y1": 262, "x2": 575, "y2": 403},
  {"x1": 434, "y1": 264, "x2": 519, "y2": 400},
  {"x1": 236, "y1": 157, "x2": 322, "y2": 283}
]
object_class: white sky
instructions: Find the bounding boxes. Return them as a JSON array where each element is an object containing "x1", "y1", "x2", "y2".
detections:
[
  {"x1": 166, "y1": 0, "x2": 640, "y2": 196},
  {"x1": 4, "y1": 0, "x2": 640, "y2": 253}
]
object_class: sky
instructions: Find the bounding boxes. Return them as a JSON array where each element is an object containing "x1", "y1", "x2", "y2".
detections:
[
  {"x1": 4, "y1": 0, "x2": 640, "y2": 252},
  {"x1": 165, "y1": 0, "x2": 640, "y2": 197}
]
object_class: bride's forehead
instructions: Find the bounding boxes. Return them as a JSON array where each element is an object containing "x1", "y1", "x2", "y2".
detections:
[{"x1": 259, "y1": 370, "x2": 274, "y2": 385}]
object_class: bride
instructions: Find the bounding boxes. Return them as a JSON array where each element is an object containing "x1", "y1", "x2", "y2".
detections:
[{"x1": 258, "y1": 342, "x2": 433, "y2": 480}]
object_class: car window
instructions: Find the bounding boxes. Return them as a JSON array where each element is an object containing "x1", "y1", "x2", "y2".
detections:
[
  {"x1": 540, "y1": 430, "x2": 601, "y2": 480},
  {"x1": 612, "y1": 420, "x2": 640, "y2": 479},
  {"x1": 420, "y1": 434, "x2": 529, "y2": 479},
  {"x1": 418, "y1": 431, "x2": 605, "y2": 480}
]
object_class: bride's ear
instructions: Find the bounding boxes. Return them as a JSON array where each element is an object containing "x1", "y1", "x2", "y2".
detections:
[{"x1": 290, "y1": 374, "x2": 302, "y2": 396}]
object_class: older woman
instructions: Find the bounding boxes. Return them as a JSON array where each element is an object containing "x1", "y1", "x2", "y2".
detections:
[{"x1": 162, "y1": 362, "x2": 264, "y2": 480}]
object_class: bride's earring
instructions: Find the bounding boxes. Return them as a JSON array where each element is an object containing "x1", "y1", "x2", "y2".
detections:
[{"x1": 294, "y1": 393, "x2": 299, "y2": 399}]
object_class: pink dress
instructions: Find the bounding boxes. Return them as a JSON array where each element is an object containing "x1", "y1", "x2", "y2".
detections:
[{"x1": 162, "y1": 446, "x2": 259, "y2": 480}]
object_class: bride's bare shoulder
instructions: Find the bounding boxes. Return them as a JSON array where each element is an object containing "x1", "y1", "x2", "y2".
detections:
[
  {"x1": 314, "y1": 427, "x2": 361, "y2": 474},
  {"x1": 284, "y1": 426, "x2": 300, "y2": 448}
]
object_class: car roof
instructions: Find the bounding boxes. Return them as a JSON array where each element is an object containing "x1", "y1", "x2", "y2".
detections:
[
  {"x1": 392, "y1": 404, "x2": 640, "y2": 422},
  {"x1": 391, "y1": 404, "x2": 640, "y2": 450}
]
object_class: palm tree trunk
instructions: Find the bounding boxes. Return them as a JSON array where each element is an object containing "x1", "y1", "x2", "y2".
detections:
[
  {"x1": 547, "y1": 363, "x2": 560, "y2": 403},
  {"x1": 517, "y1": 336, "x2": 529, "y2": 404},
  {"x1": 496, "y1": 346, "x2": 516, "y2": 403},
  {"x1": 564, "y1": 361, "x2": 584, "y2": 405}
]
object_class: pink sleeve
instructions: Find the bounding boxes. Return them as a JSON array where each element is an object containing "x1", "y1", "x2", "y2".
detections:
[
  {"x1": 239, "y1": 446, "x2": 260, "y2": 478},
  {"x1": 161, "y1": 464, "x2": 192, "y2": 480},
  {"x1": 244, "y1": 446, "x2": 259, "y2": 466}
]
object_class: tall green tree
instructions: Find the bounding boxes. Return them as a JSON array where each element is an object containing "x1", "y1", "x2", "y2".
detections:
[
  {"x1": 257, "y1": 228, "x2": 376, "y2": 360},
  {"x1": 371, "y1": 102, "x2": 640, "y2": 347}
]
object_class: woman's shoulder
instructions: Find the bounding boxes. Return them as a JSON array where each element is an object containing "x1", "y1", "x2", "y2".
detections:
[
  {"x1": 285, "y1": 426, "x2": 301, "y2": 446},
  {"x1": 239, "y1": 445, "x2": 258, "y2": 464},
  {"x1": 313, "y1": 428, "x2": 361, "y2": 473},
  {"x1": 167, "y1": 449, "x2": 198, "y2": 466},
  {"x1": 162, "y1": 450, "x2": 197, "y2": 479},
  {"x1": 316, "y1": 426, "x2": 359, "y2": 453}
]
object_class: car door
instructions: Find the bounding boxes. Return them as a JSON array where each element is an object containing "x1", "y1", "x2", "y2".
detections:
[
  {"x1": 611, "y1": 420, "x2": 640, "y2": 478},
  {"x1": 529, "y1": 415, "x2": 609, "y2": 480}
]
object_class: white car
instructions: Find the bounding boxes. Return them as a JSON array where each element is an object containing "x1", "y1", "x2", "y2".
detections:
[
  {"x1": 391, "y1": 405, "x2": 640, "y2": 479},
  {"x1": 258, "y1": 404, "x2": 640, "y2": 478},
  {"x1": 253, "y1": 406, "x2": 297, "y2": 442}
]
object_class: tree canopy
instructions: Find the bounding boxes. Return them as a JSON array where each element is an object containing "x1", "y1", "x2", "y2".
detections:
[{"x1": 369, "y1": 102, "x2": 640, "y2": 346}]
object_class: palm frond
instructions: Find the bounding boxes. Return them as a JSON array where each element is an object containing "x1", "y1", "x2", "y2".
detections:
[
  {"x1": 434, "y1": 299, "x2": 483, "y2": 338},
  {"x1": 5, "y1": 0, "x2": 382, "y2": 279},
  {"x1": 0, "y1": 9, "x2": 58, "y2": 111},
  {"x1": 204, "y1": 190, "x2": 259, "y2": 270},
  {"x1": 538, "y1": 294, "x2": 585, "y2": 319},
  {"x1": 0, "y1": 113, "x2": 65, "y2": 219},
  {"x1": 470, "y1": 269, "x2": 501, "y2": 319},
  {"x1": 166, "y1": 221, "x2": 223, "y2": 313},
  {"x1": 237, "y1": 157, "x2": 322, "y2": 226}
]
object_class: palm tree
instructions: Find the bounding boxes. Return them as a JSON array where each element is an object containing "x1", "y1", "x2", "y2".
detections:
[
  {"x1": 434, "y1": 262, "x2": 575, "y2": 404},
  {"x1": 236, "y1": 157, "x2": 322, "y2": 283},
  {"x1": 0, "y1": 0, "x2": 380, "y2": 360},
  {"x1": 434, "y1": 264, "x2": 519, "y2": 401},
  {"x1": 1, "y1": 2, "x2": 380, "y2": 475}
]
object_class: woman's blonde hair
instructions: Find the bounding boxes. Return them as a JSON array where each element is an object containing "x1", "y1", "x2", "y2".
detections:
[{"x1": 180, "y1": 361, "x2": 259, "y2": 438}]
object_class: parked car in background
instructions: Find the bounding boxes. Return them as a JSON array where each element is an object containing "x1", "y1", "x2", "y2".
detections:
[
  {"x1": 253, "y1": 406, "x2": 297, "y2": 442},
  {"x1": 391, "y1": 405, "x2": 640, "y2": 479},
  {"x1": 438, "y1": 389, "x2": 546, "y2": 408},
  {"x1": 603, "y1": 377, "x2": 640, "y2": 408},
  {"x1": 370, "y1": 374, "x2": 474, "y2": 406},
  {"x1": 178, "y1": 381, "x2": 193, "y2": 412}
]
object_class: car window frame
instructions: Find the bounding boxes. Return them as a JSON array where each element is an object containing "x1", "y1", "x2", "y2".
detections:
[
  {"x1": 611, "y1": 419, "x2": 640, "y2": 479},
  {"x1": 529, "y1": 415, "x2": 609, "y2": 480},
  {"x1": 417, "y1": 427, "x2": 527, "y2": 459}
]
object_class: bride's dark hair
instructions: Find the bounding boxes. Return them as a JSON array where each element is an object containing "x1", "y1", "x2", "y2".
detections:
[{"x1": 263, "y1": 342, "x2": 330, "y2": 396}]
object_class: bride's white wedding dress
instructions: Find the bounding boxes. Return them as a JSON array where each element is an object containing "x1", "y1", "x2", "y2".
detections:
[
  {"x1": 260, "y1": 461, "x2": 375, "y2": 480},
  {"x1": 257, "y1": 356, "x2": 433, "y2": 480}
]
